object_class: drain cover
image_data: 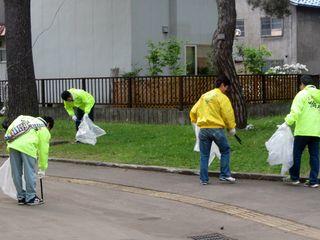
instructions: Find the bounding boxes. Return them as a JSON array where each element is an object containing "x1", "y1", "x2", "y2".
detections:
[{"x1": 189, "y1": 233, "x2": 236, "y2": 240}]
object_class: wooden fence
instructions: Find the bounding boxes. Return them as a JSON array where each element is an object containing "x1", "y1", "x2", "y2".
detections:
[{"x1": 0, "y1": 74, "x2": 319, "y2": 109}]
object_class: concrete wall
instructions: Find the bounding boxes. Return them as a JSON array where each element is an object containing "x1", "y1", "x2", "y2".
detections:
[
  {"x1": 176, "y1": 0, "x2": 218, "y2": 45},
  {"x1": 176, "y1": 0, "x2": 218, "y2": 72},
  {"x1": 31, "y1": 0, "x2": 132, "y2": 79},
  {"x1": 297, "y1": 7, "x2": 320, "y2": 74},
  {"x1": 1, "y1": 0, "x2": 219, "y2": 79},
  {"x1": 131, "y1": 0, "x2": 170, "y2": 75},
  {"x1": 0, "y1": 0, "x2": 4, "y2": 24},
  {"x1": 235, "y1": 0, "x2": 297, "y2": 66},
  {"x1": 131, "y1": 0, "x2": 218, "y2": 75}
]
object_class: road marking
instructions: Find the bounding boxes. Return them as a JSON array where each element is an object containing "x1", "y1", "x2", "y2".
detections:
[{"x1": 48, "y1": 175, "x2": 320, "y2": 240}]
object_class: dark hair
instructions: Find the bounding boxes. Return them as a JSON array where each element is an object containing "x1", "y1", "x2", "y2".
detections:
[
  {"x1": 61, "y1": 91, "x2": 72, "y2": 101},
  {"x1": 42, "y1": 116, "x2": 54, "y2": 130},
  {"x1": 1, "y1": 119, "x2": 10, "y2": 131},
  {"x1": 215, "y1": 75, "x2": 231, "y2": 88},
  {"x1": 301, "y1": 75, "x2": 314, "y2": 86}
]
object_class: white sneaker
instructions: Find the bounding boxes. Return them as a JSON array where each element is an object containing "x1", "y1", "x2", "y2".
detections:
[
  {"x1": 283, "y1": 177, "x2": 300, "y2": 185},
  {"x1": 219, "y1": 176, "x2": 236, "y2": 183},
  {"x1": 304, "y1": 180, "x2": 319, "y2": 188},
  {"x1": 200, "y1": 181, "x2": 209, "y2": 185}
]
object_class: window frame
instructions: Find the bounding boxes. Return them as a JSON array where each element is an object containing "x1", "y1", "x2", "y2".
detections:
[
  {"x1": 236, "y1": 19, "x2": 245, "y2": 37},
  {"x1": 185, "y1": 44, "x2": 198, "y2": 76},
  {"x1": 0, "y1": 37, "x2": 6, "y2": 63},
  {"x1": 260, "y1": 17, "x2": 284, "y2": 38},
  {"x1": 0, "y1": 48, "x2": 6, "y2": 63}
]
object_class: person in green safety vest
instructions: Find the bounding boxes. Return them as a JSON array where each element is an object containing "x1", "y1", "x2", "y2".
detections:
[
  {"x1": 284, "y1": 75, "x2": 320, "y2": 188},
  {"x1": 5, "y1": 115, "x2": 54, "y2": 205},
  {"x1": 61, "y1": 89, "x2": 95, "y2": 131}
]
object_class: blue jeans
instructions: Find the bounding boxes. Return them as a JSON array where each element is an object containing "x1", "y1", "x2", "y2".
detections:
[
  {"x1": 9, "y1": 149, "x2": 37, "y2": 202},
  {"x1": 199, "y1": 128, "x2": 231, "y2": 183},
  {"x1": 290, "y1": 136, "x2": 319, "y2": 185}
]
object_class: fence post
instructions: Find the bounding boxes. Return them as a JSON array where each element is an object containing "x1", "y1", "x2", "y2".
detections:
[
  {"x1": 41, "y1": 79, "x2": 45, "y2": 107},
  {"x1": 297, "y1": 74, "x2": 301, "y2": 92},
  {"x1": 82, "y1": 78, "x2": 86, "y2": 91},
  {"x1": 179, "y1": 76, "x2": 184, "y2": 111},
  {"x1": 262, "y1": 75, "x2": 266, "y2": 104},
  {"x1": 127, "y1": 77, "x2": 132, "y2": 108}
]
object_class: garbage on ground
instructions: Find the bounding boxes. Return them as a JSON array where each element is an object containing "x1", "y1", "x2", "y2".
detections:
[
  {"x1": 192, "y1": 123, "x2": 221, "y2": 166},
  {"x1": 0, "y1": 158, "x2": 25, "y2": 200},
  {"x1": 265, "y1": 123, "x2": 294, "y2": 175},
  {"x1": 76, "y1": 115, "x2": 106, "y2": 145},
  {"x1": 245, "y1": 124, "x2": 254, "y2": 131}
]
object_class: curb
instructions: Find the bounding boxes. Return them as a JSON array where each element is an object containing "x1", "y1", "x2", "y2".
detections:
[
  {"x1": 49, "y1": 158, "x2": 298, "y2": 181},
  {"x1": 0, "y1": 154, "x2": 306, "y2": 182}
]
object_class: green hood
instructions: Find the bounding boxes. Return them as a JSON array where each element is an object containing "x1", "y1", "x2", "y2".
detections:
[
  {"x1": 285, "y1": 85, "x2": 320, "y2": 137},
  {"x1": 307, "y1": 86, "x2": 320, "y2": 104}
]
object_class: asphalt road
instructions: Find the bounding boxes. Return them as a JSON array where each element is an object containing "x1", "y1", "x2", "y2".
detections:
[{"x1": 1, "y1": 159, "x2": 319, "y2": 240}]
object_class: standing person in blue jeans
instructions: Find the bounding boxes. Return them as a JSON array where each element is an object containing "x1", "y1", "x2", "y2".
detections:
[
  {"x1": 190, "y1": 75, "x2": 236, "y2": 185},
  {"x1": 284, "y1": 75, "x2": 320, "y2": 188}
]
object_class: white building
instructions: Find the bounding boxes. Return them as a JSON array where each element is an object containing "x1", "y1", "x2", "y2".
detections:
[{"x1": 0, "y1": 0, "x2": 218, "y2": 79}]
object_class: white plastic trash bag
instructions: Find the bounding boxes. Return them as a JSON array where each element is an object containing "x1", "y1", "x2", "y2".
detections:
[
  {"x1": 265, "y1": 123, "x2": 294, "y2": 175},
  {"x1": 76, "y1": 115, "x2": 106, "y2": 145},
  {"x1": 192, "y1": 123, "x2": 221, "y2": 166},
  {"x1": 0, "y1": 158, "x2": 25, "y2": 200}
]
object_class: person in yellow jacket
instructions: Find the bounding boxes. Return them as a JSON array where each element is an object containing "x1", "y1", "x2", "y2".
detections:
[
  {"x1": 5, "y1": 115, "x2": 54, "y2": 205},
  {"x1": 284, "y1": 75, "x2": 320, "y2": 188},
  {"x1": 61, "y1": 89, "x2": 95, "y2": 130},
  {"x1": 190, "y1": 75, "x2": 236, "y2": 185}
]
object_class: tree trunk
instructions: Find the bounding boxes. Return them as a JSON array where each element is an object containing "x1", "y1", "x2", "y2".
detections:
[
  {"x1": 212, "y1": 0, "x2": 247, "y2": 128},
  {"x1": 4, "y1": 0, "x2": 39, "y2": 122}
]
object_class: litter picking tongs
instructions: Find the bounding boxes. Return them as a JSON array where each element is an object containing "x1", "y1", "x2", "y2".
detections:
[
  {"x1": 234, "y1": 134, "x2": 242, "y2": 145},
  {"x1": 40, "y1": 178, "x2": 44, "y2": 202}
]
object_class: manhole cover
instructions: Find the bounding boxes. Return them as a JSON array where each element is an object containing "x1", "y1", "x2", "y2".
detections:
[{"x1": 189, "y1": 233, "x2": 236, "y2": 240}]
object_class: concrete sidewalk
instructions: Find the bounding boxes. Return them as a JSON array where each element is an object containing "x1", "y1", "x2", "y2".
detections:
[{"x1": 0, "y1": 159, "x2": 319, "y2": 240}]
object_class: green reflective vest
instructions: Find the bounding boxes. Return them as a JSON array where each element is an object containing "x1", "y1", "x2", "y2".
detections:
[
  {"x1": 285, "y1": 85, "x2": 320, "y2": 137},
  {"x1": 6, "y1": 116, "x2": 51, "y2": 170},
  {"x1": 63, "y1": 89, "x2": 95, "y2": 116}
]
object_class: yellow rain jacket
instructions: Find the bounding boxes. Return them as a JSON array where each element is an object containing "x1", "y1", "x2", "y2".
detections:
[{"x1": 190, "y1": 88, "x2": 236, "y2": 129}]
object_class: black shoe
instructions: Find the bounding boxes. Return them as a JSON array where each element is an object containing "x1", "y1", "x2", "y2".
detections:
[
  {"x1": 26, "y1": 196, "x2": 44, "y2": 206},
  {"x1": 17, "y1": 198, "x2": 26, "y2": 205}
]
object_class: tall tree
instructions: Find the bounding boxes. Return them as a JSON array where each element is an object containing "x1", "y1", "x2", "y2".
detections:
[
  {"x1": 4, "y1": 0, "x2": 39, "y2": 121},
  {"x1": 212, "y1": 0, "x2": 291, "y2": 128},
  {"x1": 247, "y1": 0, "x2": 290, "y2": 17},
  {"x1": 212, "y1": 0, "x2": 247, "y2": 128}
]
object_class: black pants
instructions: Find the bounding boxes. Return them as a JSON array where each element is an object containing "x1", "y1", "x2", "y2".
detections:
[
  {"x1": 75, "y1": 106, "x2": 94, "y2": 131},
  {"x1": 290, "y1": 136, "x2": 320, "y2": 184}
]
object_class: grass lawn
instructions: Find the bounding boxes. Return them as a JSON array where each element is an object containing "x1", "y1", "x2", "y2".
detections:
[{"x1": 46, "y1": 115, "x2": 311, "y2": 176}]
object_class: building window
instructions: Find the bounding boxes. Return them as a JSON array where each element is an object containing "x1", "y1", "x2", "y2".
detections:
[
  {"x1": 0, "y1": 37, "x2": 6, "y2": 62},
  {"x1": 197, "y1": 45, "x2": 212, "y2": 75},
  {"x1": 236, "y1": 19, "x2": 245, "y2": 37},
  {"x1": 185, "y1": 45, "x2": 197, "y2": 75},
  {"x1": 261, "y1": 17, "x2": 283, "y2": 37}
]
